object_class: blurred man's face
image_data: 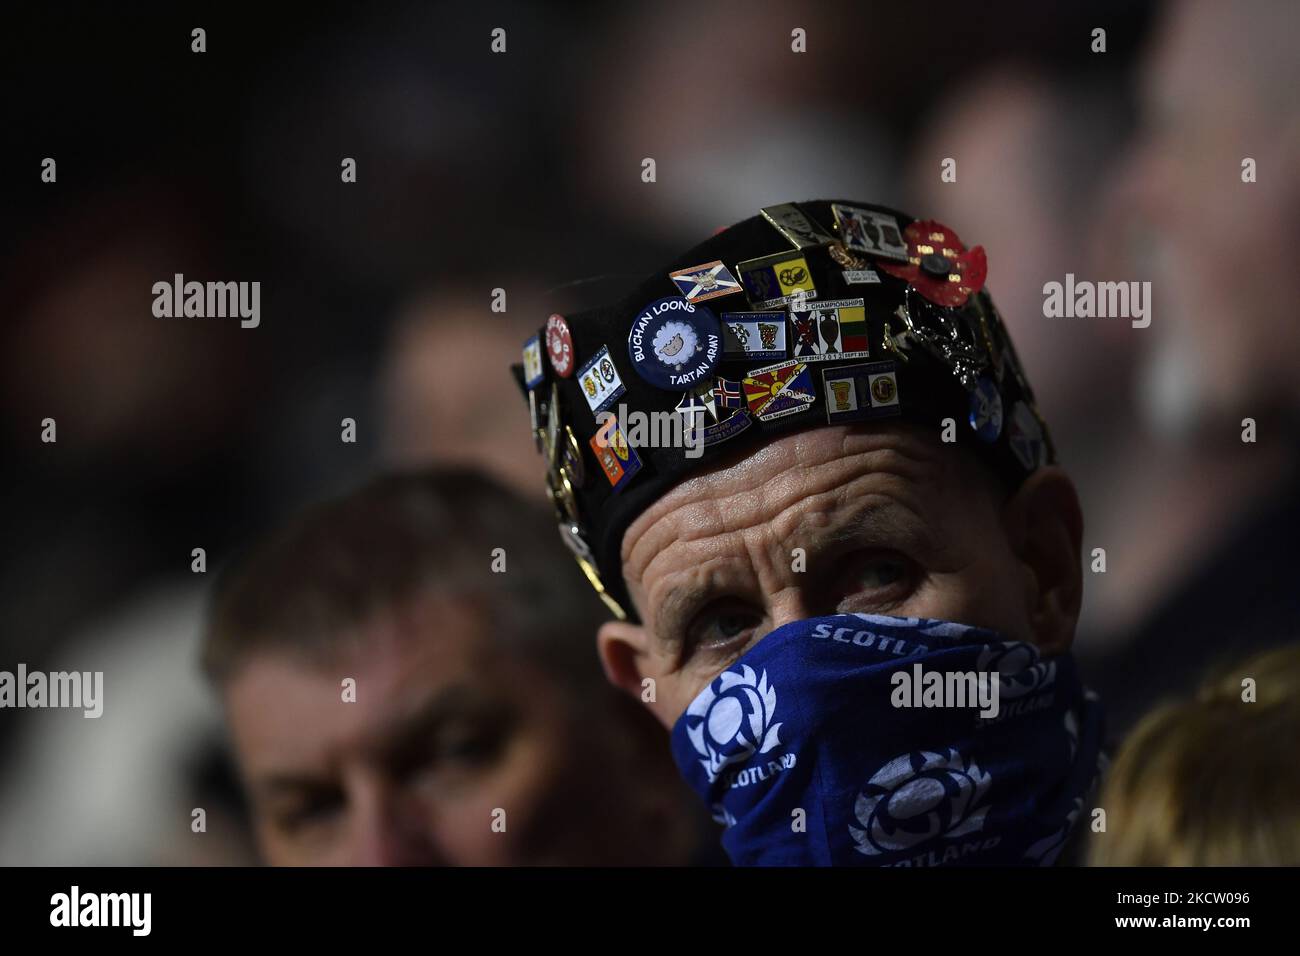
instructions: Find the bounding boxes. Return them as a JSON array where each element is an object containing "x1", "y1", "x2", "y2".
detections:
[
  {"x1": 1119, "y1": 0, "x2": 1300, "y2": 424},
  {"x1": 224, "y1": 594, "x2": 667, "y2": 865},
  {"x1": 599, "y1": 425, "x2": 1082, "y2": 726}
]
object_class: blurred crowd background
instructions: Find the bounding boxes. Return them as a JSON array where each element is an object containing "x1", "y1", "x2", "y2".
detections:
[{"x1": 2, "y1": 0, "x2": 1297, "y2": 864}]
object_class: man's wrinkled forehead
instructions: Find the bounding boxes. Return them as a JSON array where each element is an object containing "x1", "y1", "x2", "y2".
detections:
[{"x1": 620, "y1": 423, "x2": 996, "y2": 583}]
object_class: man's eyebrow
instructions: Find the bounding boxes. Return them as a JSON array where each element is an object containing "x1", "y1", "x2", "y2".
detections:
[
  {"x1": 372, "y1": 683, "x2": 508, "y2": 766},
  {"x1": 815, "y1": 496, "x2": 939, "y2": 554},
  {"x1": 651, "y1": 565, "x2": 738, "y2": 642},
  {"x1": 652, "y1": 500, "x2": 936, "y2": 624},
  {"x1": 654, "y1": 583, "x2": 703, "y2": 634},
  {"x1": 253, "y1": 772, "x2": 333, "y2": 799}
]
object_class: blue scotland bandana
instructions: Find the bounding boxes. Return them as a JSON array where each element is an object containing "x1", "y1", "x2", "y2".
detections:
[{"x1": 670, "y1": 614, "x2": 1104, "y2": 867}]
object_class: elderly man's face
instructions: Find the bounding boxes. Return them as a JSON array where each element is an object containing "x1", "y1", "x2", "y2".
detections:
[{"x1": 598, "y1": 424, "x2": 1083, "y2": 726}]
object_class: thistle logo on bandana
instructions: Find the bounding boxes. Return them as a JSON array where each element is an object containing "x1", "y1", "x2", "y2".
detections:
[
  {"x1": 682, "y1": 665, "x2": 784, "y2": 782},
  {"x1": 850, "y1": 748, "x2": 992, "y2": 857},
  {"x1": 978, "y1": 642, "x2": 1056, "y2": 704},
  {"x1": 670, "y1": 613, "x2": 1105, "y2": 867}
]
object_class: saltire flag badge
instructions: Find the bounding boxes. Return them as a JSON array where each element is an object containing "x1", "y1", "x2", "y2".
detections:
[
  {"x1": 589, "y1": 417, "x2": 642, "y2": 492},
  {"x1": 790, "y1": 298, "x2": 870, "y2": 362},
  {"x1": 736, "y1": 250, "x2": 817, "y2": 308},
  {"x1": 760, "y1": 203, "x2": 836, "y2": 250},
  {"x1": 522, "y1": 335, "x2": 545, "y2": 389},
  {"x1": 743, "y1": 360, "x2": 816, "y2": 422},
  {"x1": 830, "y1": 204, "x2": 909, "y2": 261},
  {"x1": 669, "y1": 260, "x2": 742, "y2": 303},
  {"x1": 822, "y1": 361, "x2": 901, "y2": 424},
  {"x1": 722, "y1": 311, "x2": 788, "y2": 361},
  {"x1": 577, "y1": 344, "x2": 627, "y2": 414}
]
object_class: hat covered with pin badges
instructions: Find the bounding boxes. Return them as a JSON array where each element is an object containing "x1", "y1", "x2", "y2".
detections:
[{"x1": 512, "y1": 200, "x2": 1055, "y2": 622}]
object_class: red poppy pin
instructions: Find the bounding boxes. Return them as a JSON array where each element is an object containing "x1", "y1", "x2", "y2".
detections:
[{"x1": 877, "y1": 220, "x2": 987, "y2": 307}]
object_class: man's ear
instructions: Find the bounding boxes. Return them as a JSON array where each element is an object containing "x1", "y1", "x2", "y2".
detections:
[
  {"x1": 1001, "y1": 466, "x2": 1084, "y2": 656},
  {"x1": 598, "y1": 620, "x2": 677, "y2": 729},
  {"x1": 597, "y1": 618, "x2": 653, "y2": 698}
]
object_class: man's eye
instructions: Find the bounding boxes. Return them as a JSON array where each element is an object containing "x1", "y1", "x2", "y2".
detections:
[
  {"x1": 855, "y1": 558, "x2": 906, "y2": 590},
  {"x1": 687, "y1": 604, "x2": 762, "y2": 652},
  {"x1": 273, "y1": 792, "x2": 343, "y2": 834},
  {"x1": 836, "y1": 552, "x2": 916, "y2": 612},
  {"x1": 399, "y1": 715, "x2": 515, "y2": 786},
  {"x1": 433, "y1": 728, "x2": 504, "y2": 767}
]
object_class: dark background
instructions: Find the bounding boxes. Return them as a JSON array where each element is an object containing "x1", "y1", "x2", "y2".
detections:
[{"x1": 5, "y1": 1, "x2": 1296, "y2": 864}]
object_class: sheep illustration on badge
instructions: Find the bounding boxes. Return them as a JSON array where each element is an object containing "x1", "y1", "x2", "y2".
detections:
[{"x1": 627, "y1": 296, "x2": 722, "y2": 391}]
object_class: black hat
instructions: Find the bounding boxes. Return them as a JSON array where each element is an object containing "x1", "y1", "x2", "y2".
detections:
[{"x1": 513, "y1": 200, "x2": 1054, "y2": 623}]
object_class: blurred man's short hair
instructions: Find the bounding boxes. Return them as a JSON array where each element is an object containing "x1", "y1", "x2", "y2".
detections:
[{"x1": 203, "y1": 468, "x2": 607, "y2": 695}]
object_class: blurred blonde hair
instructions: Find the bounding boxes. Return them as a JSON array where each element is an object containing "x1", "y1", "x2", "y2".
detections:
[{"x1": 1090, "y1": 644, "x2": 1300, "y2": 866}]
